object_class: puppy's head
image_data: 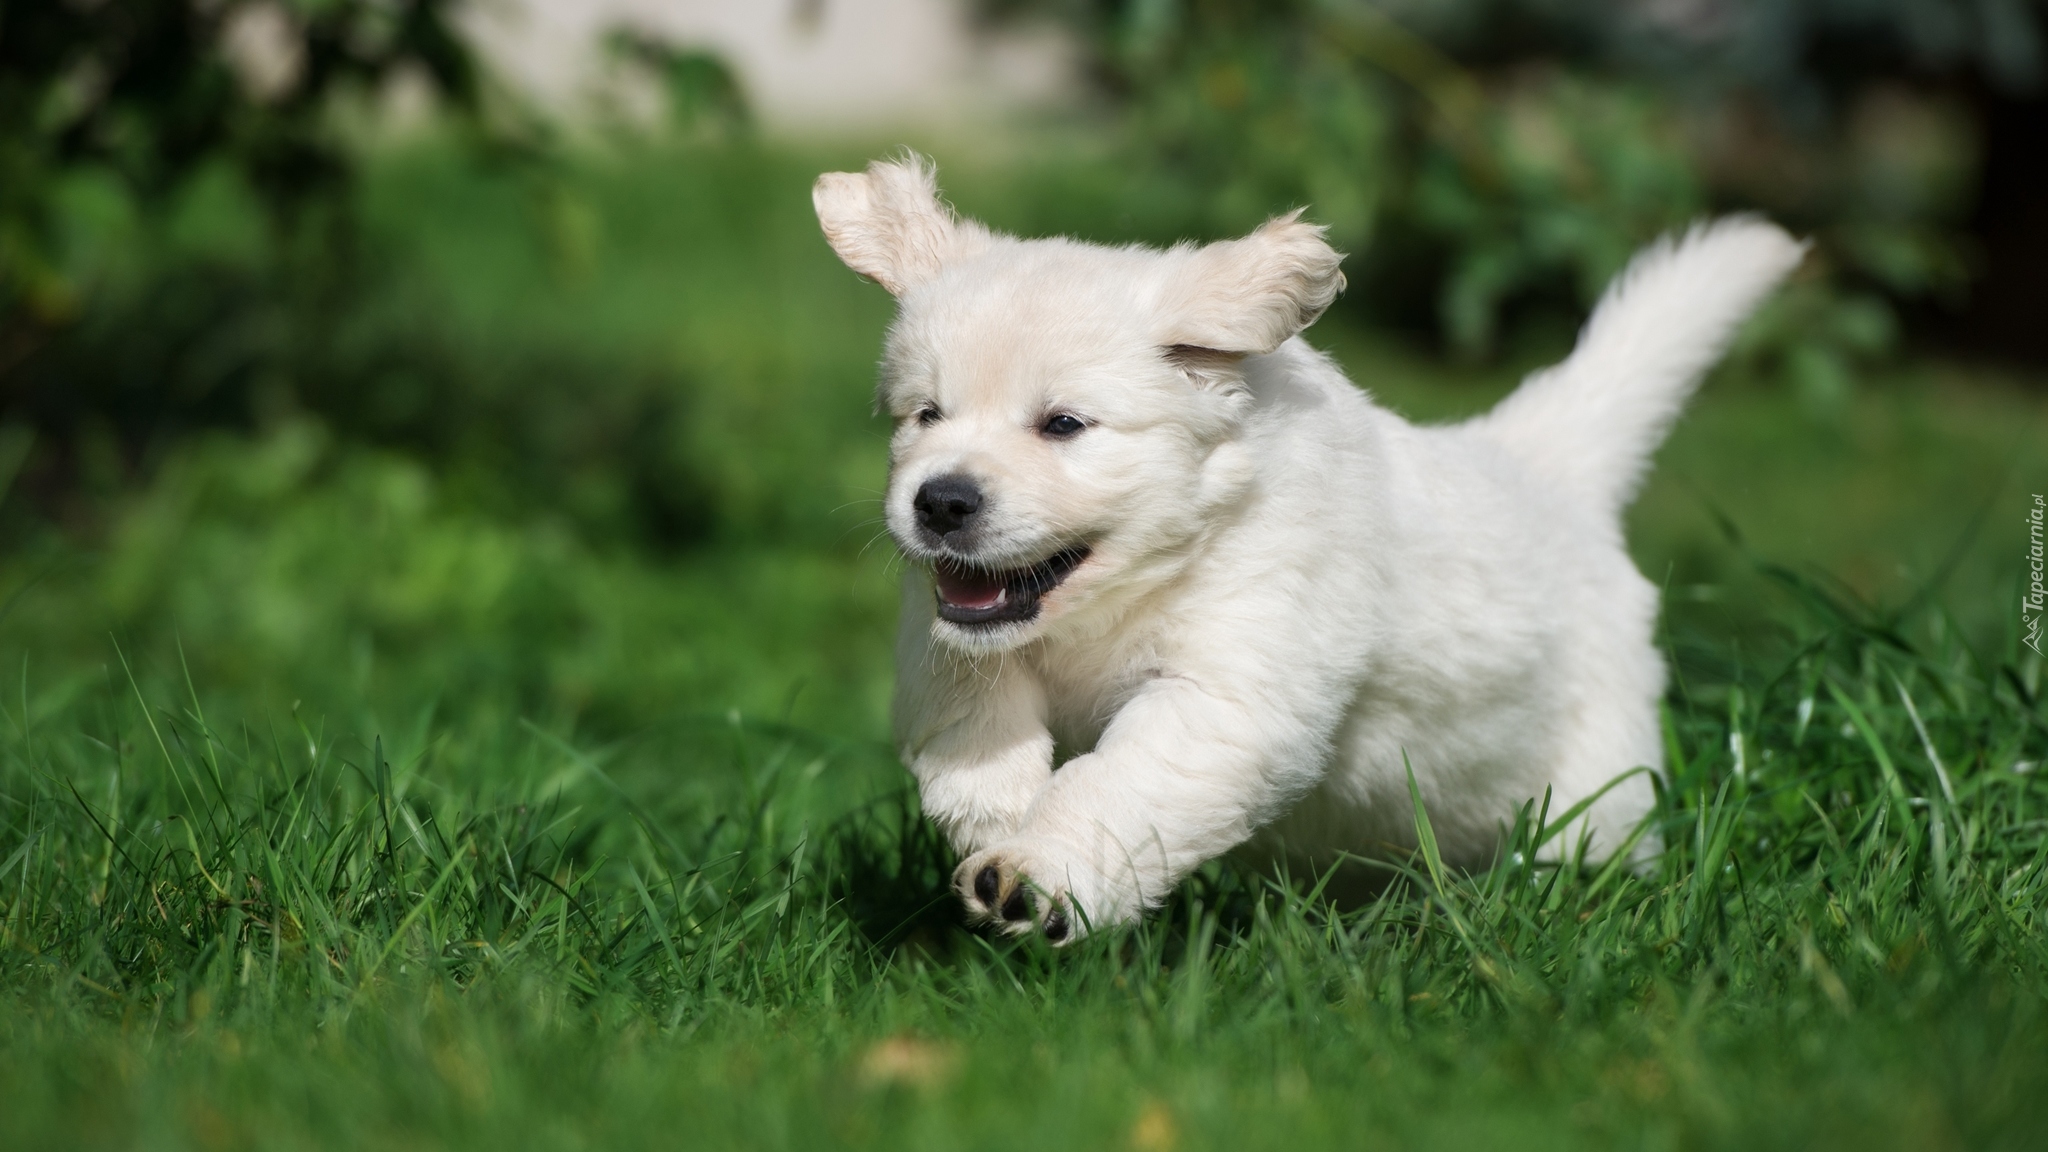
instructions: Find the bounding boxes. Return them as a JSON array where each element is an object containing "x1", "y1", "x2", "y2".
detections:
[{"x1": 817, "y1": 154, "x2": 1344, "y2": 653}]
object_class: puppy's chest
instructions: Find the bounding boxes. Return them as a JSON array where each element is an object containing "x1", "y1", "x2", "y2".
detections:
[{"x1": 1033, "y1": 642, "x2": 1155, "y2": 760}]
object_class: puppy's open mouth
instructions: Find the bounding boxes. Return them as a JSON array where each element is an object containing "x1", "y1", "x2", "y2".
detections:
[{"x1": 933, "y1": 546, "x2": 1090, "y2": 626}]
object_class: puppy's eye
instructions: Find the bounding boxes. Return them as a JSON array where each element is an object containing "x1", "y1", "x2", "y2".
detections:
[
  {"x1": 1040, "y1": 413, "x2": 1086, "y2": 438},
  {"x1": 914, "y1": 406, "x2": 941, "y2": 426}
]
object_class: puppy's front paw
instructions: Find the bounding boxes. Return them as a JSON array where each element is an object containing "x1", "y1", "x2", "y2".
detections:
[{"x1": 954, "y1": 846, "x2": 1080, "y2": 943}]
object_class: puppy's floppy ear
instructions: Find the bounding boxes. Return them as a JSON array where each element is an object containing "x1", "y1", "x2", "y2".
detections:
[
  {"x1": 1156, "y1": 211, "x2": 1346, "y2": 355},
  {"x1": 813, "y1": 153, "x2": 990, "y2": 295},
  {"x1": 1161, "y1": 344, "x2": 1250, "y2": 393}
]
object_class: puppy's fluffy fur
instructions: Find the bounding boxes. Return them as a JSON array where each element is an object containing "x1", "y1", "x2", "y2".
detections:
[{"x1": 816, "y1": 154, "x2": 1804, "y2": 941}]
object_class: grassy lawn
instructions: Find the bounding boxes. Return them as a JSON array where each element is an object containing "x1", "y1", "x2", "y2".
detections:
[{"x1": 2, "y1": 140, "x2": 2046, "y2": 1150}]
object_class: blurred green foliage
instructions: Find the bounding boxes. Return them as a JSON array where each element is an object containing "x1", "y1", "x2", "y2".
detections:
[
  {"x1": 4, "y1": 0, "x2": 2038, "y2": 537},
  {"x1": 0, "y1": 2, "x2": 2040, "y2": 747},
  {"x1": 1, "y1": 141, "x2": 2041, "y2": 749},
  {"x1": 0, "y1": 0, "x2": 492, "y2": 533},
  {"x1": 983, "y1": 0, "x2": 2039, "y2": 395},
  {"x1": 604, "y1": 31, "x2": 753, "y2": 143},
  {"x1": 0, "y1": 0, "x2": 475, "y2": 322}
]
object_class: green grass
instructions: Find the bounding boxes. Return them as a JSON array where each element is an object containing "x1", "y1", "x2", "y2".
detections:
[
  {"x1": 3, "y1": 138, "x2": 2048, "y2": 1149},
  {"x1": 4, "y1": 566, "x2": 2046, "y2": 1149}
]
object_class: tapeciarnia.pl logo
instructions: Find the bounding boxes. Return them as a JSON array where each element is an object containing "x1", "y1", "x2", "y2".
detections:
[{"x1": 2028, "y1": 495, "x2": 2046, "y2": 656}]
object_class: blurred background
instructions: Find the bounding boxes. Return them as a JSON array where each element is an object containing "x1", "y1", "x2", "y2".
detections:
[{"x1": 1, "y1": 0, "x2": 2044, "y2": 804}]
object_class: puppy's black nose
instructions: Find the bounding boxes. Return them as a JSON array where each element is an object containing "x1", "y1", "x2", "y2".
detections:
[{"x1": 914, "y1": 474, "x2": 983, "y2": 537}]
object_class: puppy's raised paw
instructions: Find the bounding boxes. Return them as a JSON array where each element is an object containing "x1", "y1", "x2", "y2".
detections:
[{"x1": 954, "y1": 850, "x2": 1075, "y2": 943}]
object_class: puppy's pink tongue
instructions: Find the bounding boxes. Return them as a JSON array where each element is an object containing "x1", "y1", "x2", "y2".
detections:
[{"x1": 936, "y1": 563, "x2": 1006, "y2": 610}]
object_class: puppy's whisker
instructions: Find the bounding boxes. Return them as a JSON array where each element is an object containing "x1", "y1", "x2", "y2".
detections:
[
  {"x1": 855, "y1": 527, "x2": 897, "y2": 561},
  {"x1": 835, "y1": 518, "x2": 891, "y2": 549}
]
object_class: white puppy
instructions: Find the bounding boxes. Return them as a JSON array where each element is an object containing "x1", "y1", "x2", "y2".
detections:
[{"x1": 815, "y1": 155, "x2": 1803, "y2": 942}]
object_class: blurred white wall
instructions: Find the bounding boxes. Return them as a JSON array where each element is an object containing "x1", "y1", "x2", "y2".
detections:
[{"x1": 462, "y1": 0, "x2": 1077, "y2": 133}]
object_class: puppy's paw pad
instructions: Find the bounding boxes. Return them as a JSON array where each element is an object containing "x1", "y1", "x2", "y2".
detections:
[
  {"x1": 973, "y1": 864, "x2": 1001, "y2": 908},
  {"x1": 955, "y1": 851, "x2": 1070, "y2": 938},
  {"x1": 956, "y1": 854, "x2": 1027, "y2": 921},
  {"x1": 999, "y1": 884, "x2": 1030, "y2": 923},
  {"x1": 1042, "y1": 905, "x2": 1070, "y2": 943}
]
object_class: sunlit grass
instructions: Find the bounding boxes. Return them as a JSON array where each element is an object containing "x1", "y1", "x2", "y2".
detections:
[{"x1": 3, "y1": 556, "x2": 2046, "y2": 1148}]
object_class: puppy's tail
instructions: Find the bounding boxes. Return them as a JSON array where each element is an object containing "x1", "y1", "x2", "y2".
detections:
[{"x1": 1471, "y1": 217, "x2": 1806, "y2": 518}]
